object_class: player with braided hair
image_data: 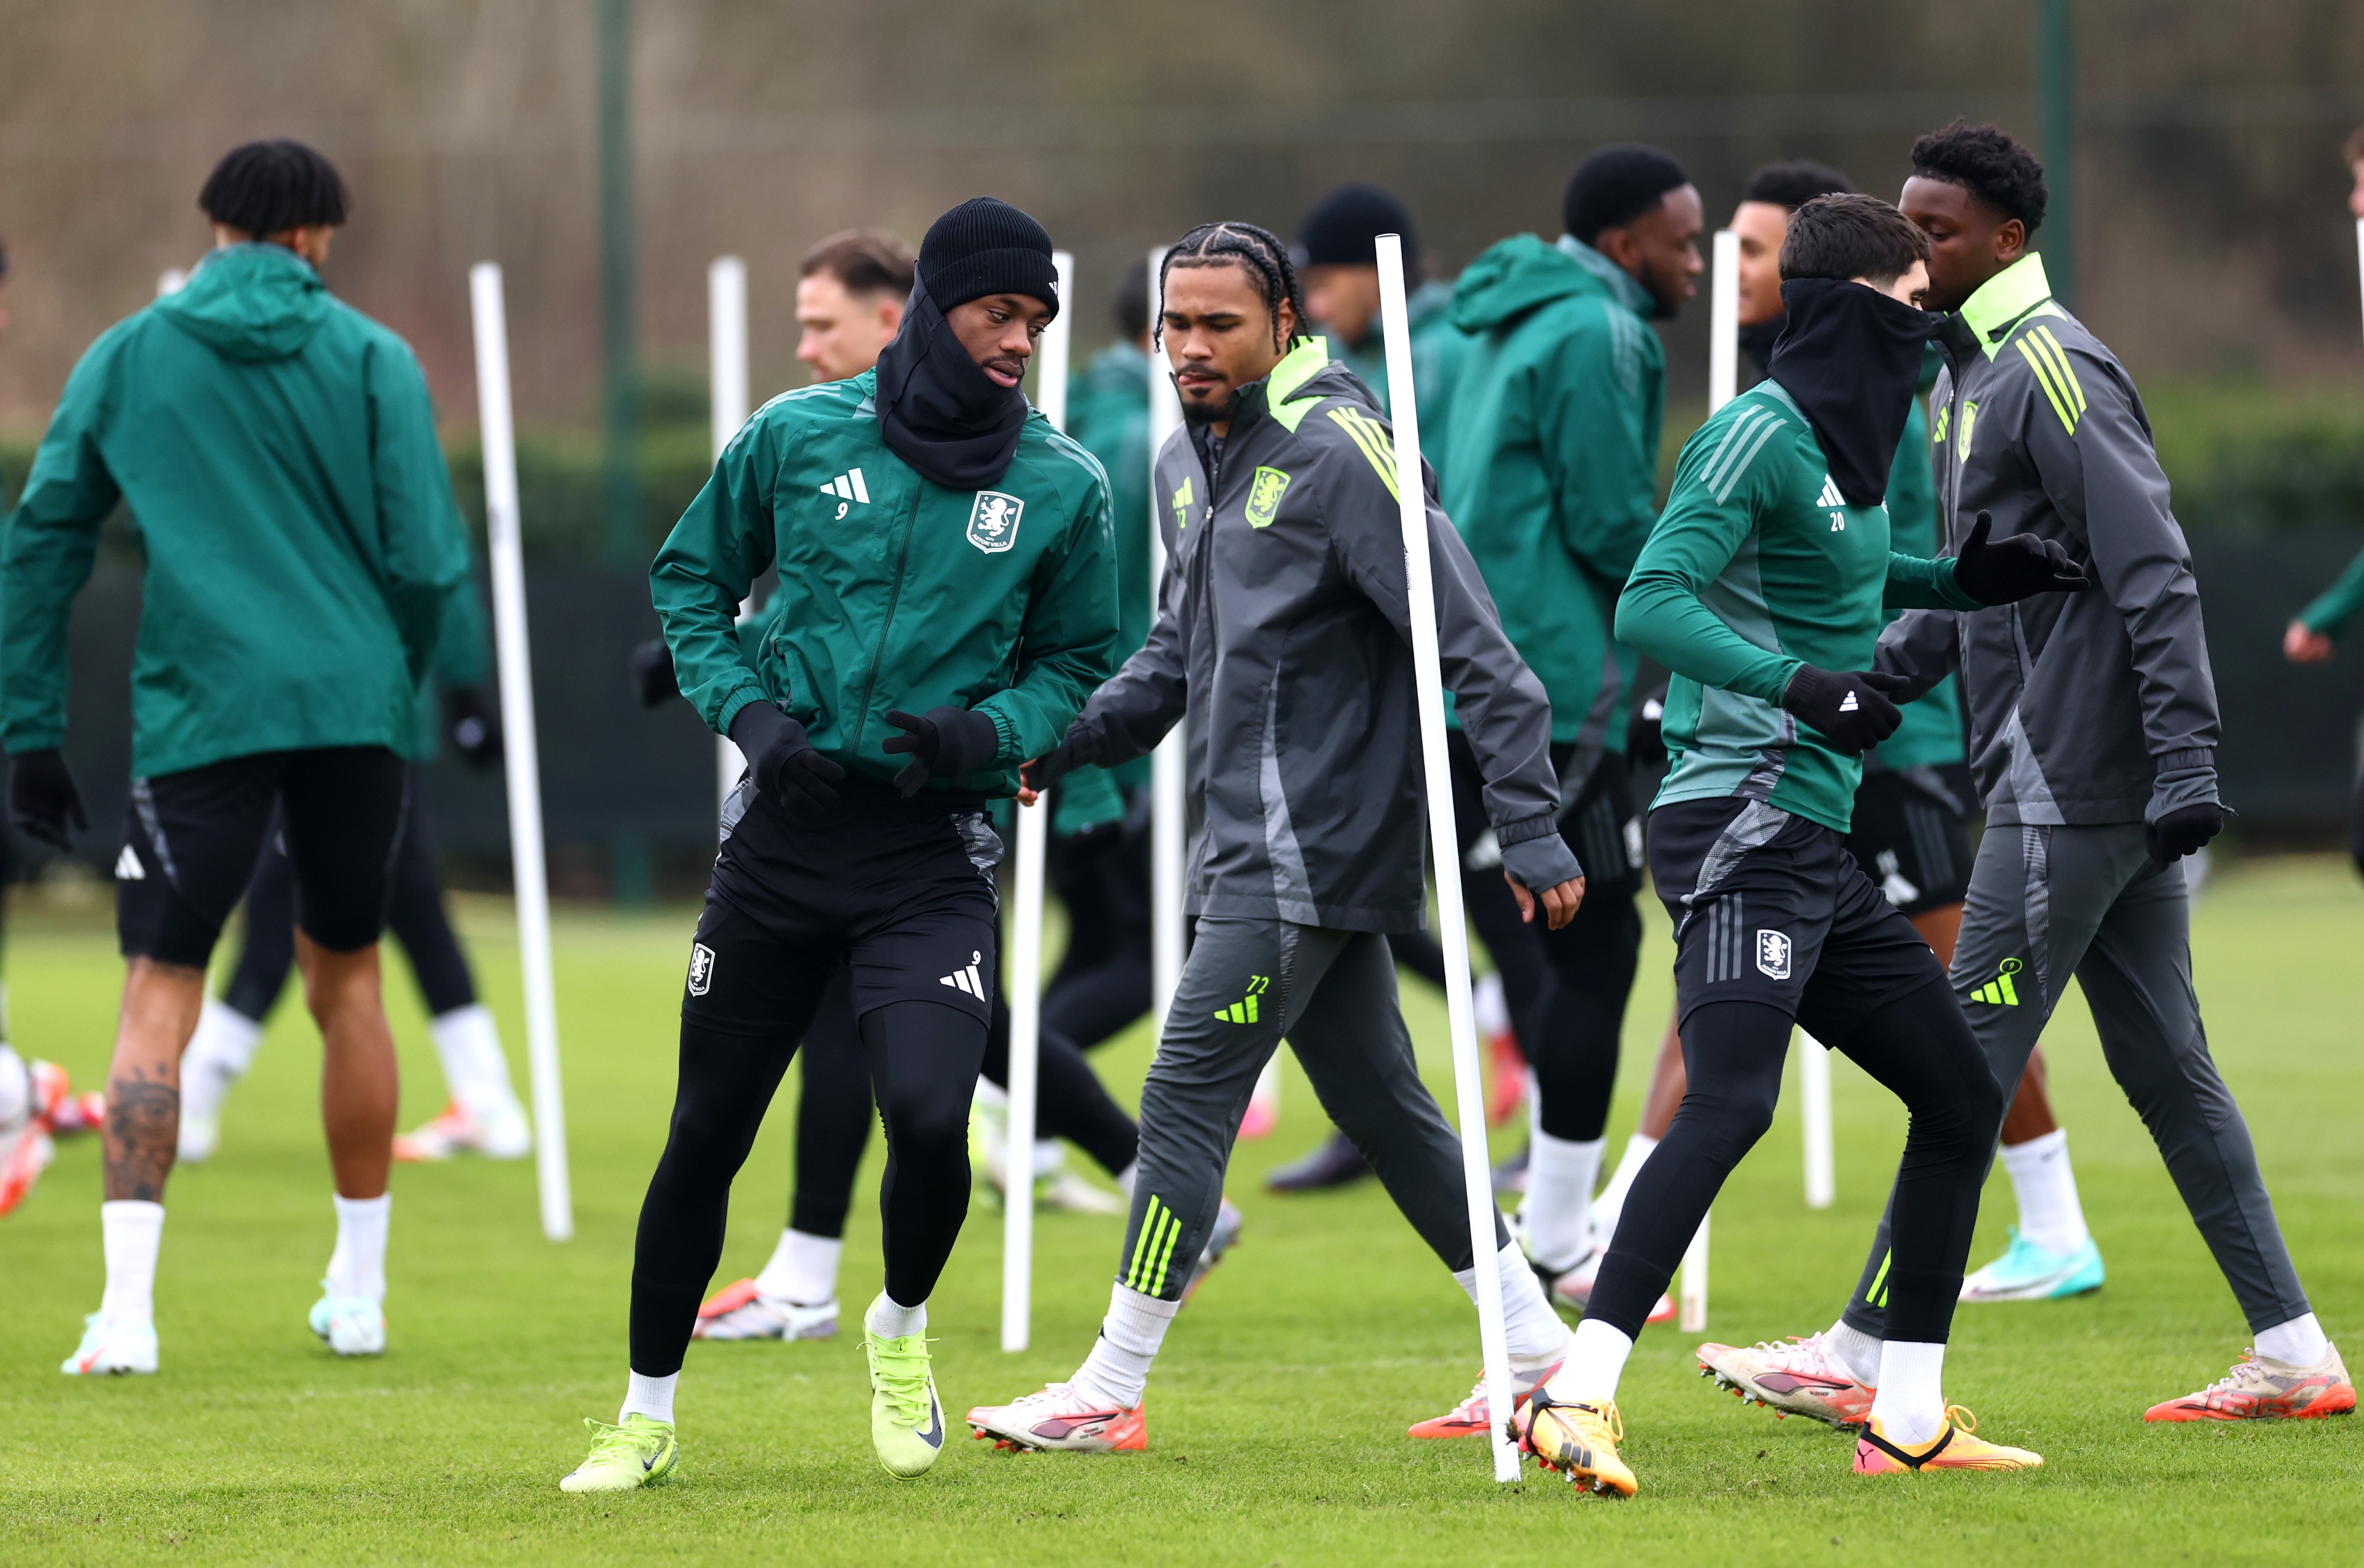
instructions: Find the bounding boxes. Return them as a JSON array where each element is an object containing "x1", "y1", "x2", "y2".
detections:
[{"x1": 967, "y1": 220, "x2": 1583, "y2": 1456}]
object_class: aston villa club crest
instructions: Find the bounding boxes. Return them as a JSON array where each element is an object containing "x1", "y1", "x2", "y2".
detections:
[
  {"x1": 1755, "y1": 929, "x2": 1793, "y2": 981},
  {"x1": 1245, "y1": 466, "x2": 1292, "y2": 528},
  {"x1": 967, "y1": 490, "x2": 1024, "y2": 553}
]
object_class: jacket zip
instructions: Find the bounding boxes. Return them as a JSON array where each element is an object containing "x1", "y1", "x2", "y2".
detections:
[{"x1": 849, "y1": 482, "x2": 923, "y2": 760}]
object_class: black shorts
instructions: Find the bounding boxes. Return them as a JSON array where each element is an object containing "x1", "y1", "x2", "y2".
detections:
[
  {"x1": 686, "y1": 774, "x2": 1004, "y2": 1035},
  {"x1": 117, "y1": 746, "x2": 409, "y2": 968},
  {"x1": 1843, "y1": 763, "x2": 1975, "y2": 917},
  {"x1": 1648, "y1": 796, "x2": 1944, "y2": 1042}
]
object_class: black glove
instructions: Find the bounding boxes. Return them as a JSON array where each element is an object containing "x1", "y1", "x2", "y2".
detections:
[
  {"x1": 729, "y1": 700, "x2": 844, "y2": 810},
  {"x1": 2146, "y1": 801, "x2": 2222, "y2": 866},
  {"x1": 440, "y1": 686, "x2": 503, "y2": 770},
  {"x1": 629, "y1": 638, "x2": 678, "y2": 709},
  {"x1": 9, "y1": 749, "x2": 88, "y2": 849},
  {"x1": 1058, "y1": 816, "x2": 1126, "y2": 861},
  {"x1": 882, "y1": 706, "x2": 1002, "y2": 798},
  {"x1": 1626, "y1": 692, "x2": 1667, "y2": 770},
  {"x1": 1950, "y1": 511, "x2": 2092, "y2": 605},
  {"x1": 1779, "y1": 665, "x2": 1910, "y2": 756},
  {"x1": 1021, "y1": 726, "x2": 1093, "y2": 797}
]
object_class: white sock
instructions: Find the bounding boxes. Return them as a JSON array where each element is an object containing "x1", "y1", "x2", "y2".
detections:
[
  {"x1": 2255, "y1": 1312, "x2": 2330, "y2": 1367},
  {"x1": 0, "y1": 1044, "x2": 28, "y2": 1131},
  {"x1": 1868, "y1": 1340, "x2": 1946, "y2": 1444},
  {"x1": 620, "y1": 1370, "x2": 677, "y2": 1426},
  {"x1": 866, "y1": 1293, "x2": 926, "y2": 1339},
  {"x1": 1454, "y1": 1240, "x2": 1570, "y2": 1365},
  {"x1": 1589, "y1": 1133, "x2": 1658, "y2": 1241},
  {"x1": 429, "y1": 1004, "x2": 522, "y2": 1121},
  {"x1": 99, "y1": 1200, "x2": 165, "y2": 1324},
  {"x1": 1826, "y1": 1317, "x2": 1884, "y2": 1385},
  {"x1": 1551, "y1": 1316, "x2": 1634, "y2": 1405},
  {"x1": 1113, "y1": 1161, "x2": 1139, "y2": 1199},
  {"x1": 181, "y1": 999, "x2": 265, "y2": 1116},
  {"x1": 1521, "y1": 1130, "x2": 1604, "y2": 1270},
  {"x1": 326, "y1": 1193, "x2": 391, "y2": 1304},
  {"x1": 1032, "y1": 1138, "x2": 1064, "y2": 1176},
  {"x1": 754, "y1": 1229, "x2": 841, "y2": 1304},
  {"x1": 1999, "y1": 1128, "x2": 2089, "y2": 1255},
  {"x1": 1074, "y1": 1283, "x2": 1179, "y2": 1409}
]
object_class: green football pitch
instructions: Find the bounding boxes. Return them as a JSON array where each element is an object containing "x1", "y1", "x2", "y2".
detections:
[{"x1": 3, "y1": 855, "x2": 2357, "y2": 1566}]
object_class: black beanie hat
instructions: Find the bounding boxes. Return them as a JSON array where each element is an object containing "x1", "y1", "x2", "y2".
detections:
[
  {"x1": 1563, "y1": 144, "x2": 1689, "y2": 245},
  {"x1": 1298, "y1": 182, "x2": 1418, "y2": 269},
  {"x1": 917, "y1": 197, "x2": 1060, "y2": 319}
]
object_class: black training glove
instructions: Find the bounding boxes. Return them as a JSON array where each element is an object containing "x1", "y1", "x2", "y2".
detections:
[
  {"x1": 9, "y1": 749, "x2": 88, "y2": 849},
  {"x1": 1626, "y1": 692, "x2": 1667, "y2": 770},
  {"x1": 729, "y1": 700, "x2": 845, "y2": 810},
  {"x1": 882, "y1": 706, "x2": 1002, "y2": 798},
  {"x1": 1022, "y1": 726, "x2": 1093, "y2": 797},
  {"x1": 441, "y1": 686, "x2": 503, "y2": 770},
  {"x1": 2146, "y1": 800, "x2": 2222, "y2": 867},
  {"x1": 1950, "y1": 511, "x2": 2092, "y2": 605},
  {"x1": 630, "y1": 638, "x2": 678, "y2": 709},
  {"x1": 1780, "y1": 665, "x2": 1909, "y2": 756}
]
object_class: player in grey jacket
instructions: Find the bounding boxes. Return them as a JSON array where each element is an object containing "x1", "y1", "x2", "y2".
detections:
[
  {"x1": 969, "y1": 223, "x2": 1586, "y2": 1455},
  {"x1": 1717, "y1": 124, "x2": 2349, "y2": 1432}
]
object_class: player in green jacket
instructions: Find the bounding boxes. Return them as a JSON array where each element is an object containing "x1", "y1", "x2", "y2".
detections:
[
  {"x1": 1519, "y1": 195, "x2": 2087, "y2": 1495},
  {"x1": 561, "y1": 199, "x2": 1119, "y2": 1494},
  {"x1": 1296, "y1": 182, "x2": 1463, "y2": 468},
  {"x1": 3, "y1": 140, "x2": 471, "y2": 1375}
]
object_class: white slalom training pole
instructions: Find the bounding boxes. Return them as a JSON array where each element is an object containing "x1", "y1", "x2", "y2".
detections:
[
  {"x1": 1377, "y1": 235, "x2": 1517, "y2": 1485},
  {"x1": 1001, "y1": 251, "x2": 1073, "y2": 1353},
  {"x1": 1146, "y1": 246, "x2": 1187, "y2": 1030},
  {"x1": 709, "y1": 257, "x2": 752, "y2": 820},
  {"x1": 1800, "y1": 1030, "x2": 1836, "y2": 1210},
  {"x1": 470, "y1": 262, "x2": 573, "y2": 1242}
]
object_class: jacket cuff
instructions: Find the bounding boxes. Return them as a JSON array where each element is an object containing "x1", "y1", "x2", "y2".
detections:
[
  {"x1": 987, "y1": 706, "x2": 1020, "y2": 767},
  {"x1": 2147, "y1": 749, "x2": 2219, "y2": 823},
  {"x1": 1493, "y1": 812, "x2": 1561, "y2": 849},
  {"x1": 712, "y1": 684, "x2": 768, "y2": 741}
]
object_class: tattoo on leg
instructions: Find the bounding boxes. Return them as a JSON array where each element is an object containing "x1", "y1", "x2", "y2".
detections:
[{"x1": 105, "y1": 1077, "x2": 180, "y2": 1203}]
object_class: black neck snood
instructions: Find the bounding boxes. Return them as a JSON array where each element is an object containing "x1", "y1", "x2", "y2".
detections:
[
  {"x1": 1766, "y1": 277, "x2": 1937, "y2": 507},
  {"x1": 873, "y1": 280, "x2": 1030, "y2": 491}
]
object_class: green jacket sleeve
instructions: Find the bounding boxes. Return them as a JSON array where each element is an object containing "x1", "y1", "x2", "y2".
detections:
[
  {"x1": 1882, "y1": 553, "x2": 1980, "y2": 611},
  {"x1": 430, "y1": 546, "x2": 491, "y2": 690},
  {"x1": 2299, "y1": 545, "x2": 2364, "y2": 640},
  {"x1": 1615, "y1": 436, "x2": 1798, "y2": 705},
  {"x1": 650, "y1": 421, "x2": 780, "y2": 739},
  {"x1": 366, "y1": 336, "x2": 472, "y2": 687},
  {"x1": 973, "y1": 466, "x2": 1121, "y2": 763},
  {"x1": 1, "y1": 330, "x2": 125, "y2": 753},
  {"x1": 1537, "y1": 305, "x2": 1659, "y2": 587}
]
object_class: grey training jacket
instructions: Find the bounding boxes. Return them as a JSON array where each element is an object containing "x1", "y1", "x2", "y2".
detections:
[
  {"x1": 1876, "y1": 254, "x2": 2219, "y2": 828},
  {"x1": 1064, "y1": 339, "x2": 1573, "y2": 933}
]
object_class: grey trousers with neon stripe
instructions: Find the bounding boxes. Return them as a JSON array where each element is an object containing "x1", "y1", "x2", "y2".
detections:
[
  {"x1": 1841, "y1": 820, "x2": 2311, "y2": 1338},
  {"x1": 1119, "y1": 915, "x2": 1504, "y2": 1300}
]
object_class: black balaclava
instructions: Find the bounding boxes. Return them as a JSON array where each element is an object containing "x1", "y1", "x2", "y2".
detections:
[
  {"x1": 1766, "y1": 277, "x2": 1937, "y2": 507},
  {"x1": 873, "y1": 197, "x2": 1060, "y2": 491}
]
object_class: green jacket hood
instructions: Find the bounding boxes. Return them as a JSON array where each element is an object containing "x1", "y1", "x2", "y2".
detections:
[
  {"x1": 1450, "y1": 233, "x2": 1644, "y2": 333},
  {"x1": 154, "y1": 244, "x2": 333, "y2": 363}
]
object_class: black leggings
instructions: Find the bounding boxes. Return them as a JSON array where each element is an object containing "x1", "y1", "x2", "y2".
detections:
[
  {"x1": 632, "y1": 998, "x2": 982, "y2": 1376},
  {"x1": 788, "y1": 968, "x2": 1141, "y2": 1241},
  {"x1": 223, "y1": 792, "x2": 476, "y2": 1022},
  {"x1": 1589, "y1": 981, "x2": 2002, "y2": 1344}
]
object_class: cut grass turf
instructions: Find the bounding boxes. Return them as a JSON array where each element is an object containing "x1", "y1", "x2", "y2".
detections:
[{"x1": 2, "y1": 855, "x2": 2358, "y2": 1566}]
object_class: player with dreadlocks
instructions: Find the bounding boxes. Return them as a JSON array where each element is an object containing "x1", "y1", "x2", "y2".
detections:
[{"x1": 966, "y1": 221, "x2": 1585, "y2": 1454}]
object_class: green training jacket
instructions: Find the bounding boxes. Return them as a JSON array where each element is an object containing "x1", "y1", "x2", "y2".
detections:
[
  {"x1": 1065, "y1": 342, "x2": 1155, "y2": 793},
  {"x1": 1443, "y1": 235, "x2": 1662, "y2": 749},
  {"x1": 650, "y1": 369, "x2": 1120, "y2": 798},
  {"x1": 1, "y1": 243, "x2": 470, "y2": 777},
  {"x1": 1617, "y1": 381, "x2": 1979, "y2": 834},
  {"x1": 1329, "y1": 278, "x2": 1465, "y2": 473}
]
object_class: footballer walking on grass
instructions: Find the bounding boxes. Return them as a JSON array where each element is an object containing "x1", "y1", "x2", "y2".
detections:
[
  {"x1": 1517, "y1": 193, "x2": 2091, "y2": 1495},
  {"x1": 560, "y1": 197, "x2": 1121, "y2": 1491},
  {"x1": 965, "y1": 220, "x2": 1587, "y2": 1456}
]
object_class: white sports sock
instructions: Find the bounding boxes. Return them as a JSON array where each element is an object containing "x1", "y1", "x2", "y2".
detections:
[
  {"x1": 181, "y1": 999, "x2": 265, "y2": 1117},
  {"x1": 0, "y1": 1044, "x2": 28, "y2": 1131},
  {"x1": 1521, "y1": 1131, "x2": 1605, "y2": 1271},
  {"x1": 1454, "y1": 1240, "x2": 1569, "y2": 1366},
  {"x1": 2255, "y1": 1311, "x2": 2330, "y2": 1367},
  {"x1": 99, "y1": 1200, "x2": 165, "y2": 1325},
  {"x1": 1999, "y1": 1128, "x2": 2089, "y2": 1256},
  {"x1": 326, "y1": 1193, "x2": 391, "y2": 1304},
  {"x1": 1826, "y1": 1318, "x2": 1884, "y2": 1386},
  {"x1": 1032, "y1": 1138, "x2": 1064, "y2": 1176},
  {"x1": 754, "y1": 1228, "x2": 842, "y2": 1304},
  {"x1": 428, "y1": 1005, "x2": 523, "y2": 1121},
  {"x1": 1113, "y1": 1161, "x2": 1139, "y2": 1199},
  {"x1": 1588, "y1": 1133, "x2": 1658, "y2": 1241},
  {"x1": 867, "y1": 1293, "x2": 926, "y2": 1339},
  {"x1": 1868, "y1": 1339, "x2": 1946, "y2": 1444},
  {"x1": 1074, "y1": 1283, "x2": 1178, "y2": 1409},
  {"x1": 1551, "y1": 1316, "x2": 1634, "y2": 1405},
  {"x1": 620, "y1": 1370, "x2": 677, "y2": 1426}
]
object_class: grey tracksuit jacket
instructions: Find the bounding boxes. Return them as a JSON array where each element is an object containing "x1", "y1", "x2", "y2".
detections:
[
  {"x1": 1061, "y1": 339, "x2": 1575, "y2": 933},
  {"x1": 1876, "y1": 254, "x2": 2220, "y2": 827}
]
